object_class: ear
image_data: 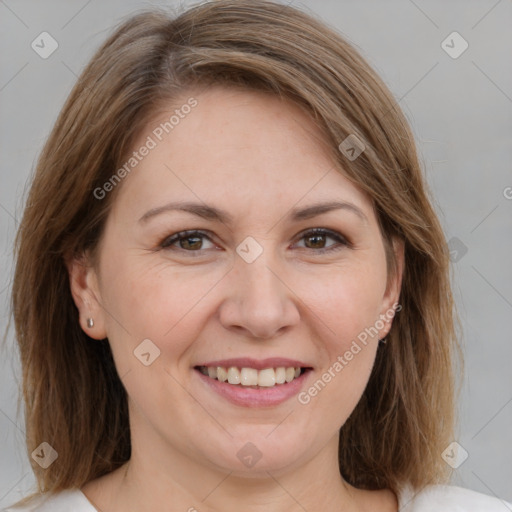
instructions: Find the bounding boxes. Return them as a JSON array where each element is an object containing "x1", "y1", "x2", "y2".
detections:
[
  {"x1": 64, "y1": 251, "x2": 108, "y2": 340},
  {"x1": 378, "y1": 236, "x2": 405, "y2": 340}
]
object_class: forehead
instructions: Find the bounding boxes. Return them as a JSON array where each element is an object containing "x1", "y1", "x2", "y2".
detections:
[{"x1": 109, "y1": 86, "x2": 373, "y2": 223}]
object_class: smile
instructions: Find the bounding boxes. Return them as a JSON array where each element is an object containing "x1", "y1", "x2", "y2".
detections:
[
  {"x1": 196, "y1": 365, "x2": 308, "y2": 388},
  {"x1": 193, "y1": 357, "x2": 313, "y2": 406}
]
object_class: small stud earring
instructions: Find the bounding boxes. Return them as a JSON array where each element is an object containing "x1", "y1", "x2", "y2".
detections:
[
  {"x1": 378, "y1": 338, "x2": 387, "y2": 345},
  {"x1": 86, "y1": 318, "x2": 94, "y2": 328}
]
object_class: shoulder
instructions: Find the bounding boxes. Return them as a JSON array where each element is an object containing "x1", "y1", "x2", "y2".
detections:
[
  {"x1": 2, "y1": 489, "x2": 96, "y2": 512},
  {"x1": 399, "y1": 484, "x2": 512, "y2": 511}
]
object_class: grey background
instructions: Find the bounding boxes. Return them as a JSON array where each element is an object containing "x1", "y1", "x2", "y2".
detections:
[{"x1": 1, "y1": 0, "x2": 511, "y2": 507}]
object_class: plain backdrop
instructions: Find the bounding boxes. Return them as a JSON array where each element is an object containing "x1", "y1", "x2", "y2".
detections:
[{"x1": 1, "y1": 0, "x2": 511, "y2": 507}]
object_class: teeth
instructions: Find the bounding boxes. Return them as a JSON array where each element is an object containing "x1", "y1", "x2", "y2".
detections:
[
  {"x1": 241, "y1": 368, "x2": 258, "y2": 386},
  {"x1": 258, "y1": 368, "x2": 276, "y2": 387},
  {"x1": 217, "y1": 367, "x2": 228, "y2": 382},
  {"x1": 198, "y1": 365, "x2": 305, "y2": 387},
  {"x1": 275, "y1": 367, "x2": 286, "y2": 384},
  {"x1": 227, "y1": 367, "x2": 241, "y2": 385}
]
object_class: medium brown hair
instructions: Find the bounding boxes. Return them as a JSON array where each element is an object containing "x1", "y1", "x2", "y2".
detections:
[{"x1": 8, "y1": 0, "x2": 461, "y2": 505}]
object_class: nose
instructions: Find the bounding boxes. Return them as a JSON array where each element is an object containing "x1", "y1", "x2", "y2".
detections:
[{"x1": 218, "y1": 247, "x2": 300, "y2": 340}]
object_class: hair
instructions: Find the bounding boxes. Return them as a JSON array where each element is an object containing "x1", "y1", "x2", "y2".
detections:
[{"x1": 8, "y1": 0, "x2": 461, "y2": 506}]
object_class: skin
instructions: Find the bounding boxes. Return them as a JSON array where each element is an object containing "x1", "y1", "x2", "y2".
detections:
[{"x1": 68, "y1": 86, "x2": 404, "y2": 512}]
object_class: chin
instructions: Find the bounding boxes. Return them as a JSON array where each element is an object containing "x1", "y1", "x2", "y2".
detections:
[{"x1": 201, "y1": 430, "x2": 309, "y2": 475}]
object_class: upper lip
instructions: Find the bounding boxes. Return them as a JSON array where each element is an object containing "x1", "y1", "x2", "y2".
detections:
[{"x1": 195, "y1": 358, "x2": 312, "y2": 370}]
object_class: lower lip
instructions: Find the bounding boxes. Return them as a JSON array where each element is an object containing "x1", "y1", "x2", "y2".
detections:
[{"x1": 194, "y1": 369, "x2": 312, "y2": 407}]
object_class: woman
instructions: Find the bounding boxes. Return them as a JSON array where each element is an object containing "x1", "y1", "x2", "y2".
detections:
[{"x1": 5, "y1": 1, "x2": 510, "y2": 510}]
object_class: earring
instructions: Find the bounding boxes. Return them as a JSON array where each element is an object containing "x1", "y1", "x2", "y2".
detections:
[
  {"x1": 378, "y1": 338, "x2": 387, "y2": 345},
  {"x1": 86, "y1": 318, "x2": 94, "y2": 328}
]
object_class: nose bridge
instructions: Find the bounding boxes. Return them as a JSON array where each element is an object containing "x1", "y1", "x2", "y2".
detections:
[
  {"x1": 220, "y1": 236, "x2": 299, "y2": 338},
  {"x1": 237, "y1": 237, "x2": 285, "y2": 306}
]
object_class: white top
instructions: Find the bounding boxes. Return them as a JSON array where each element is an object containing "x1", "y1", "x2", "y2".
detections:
[{"x1": 3, "y1": 484, "x2": 511, "y2": 511}]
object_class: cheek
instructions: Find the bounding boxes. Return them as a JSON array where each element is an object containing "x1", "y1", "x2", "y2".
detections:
[
  {"x1": 296, "y1": 263, "x2": 384, "y2": 409},
  {"x1": 303, "y1": 262, "x2": 386, "y2": 345},
  {"x1": 300, "y1": 282, "x2": 380, "y2": 430},
  {"x1": 99, "y1": 252, "x2": 227, "y2": 356}
]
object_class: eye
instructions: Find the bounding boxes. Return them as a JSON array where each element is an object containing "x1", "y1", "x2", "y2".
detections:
[
  {"x1": 159, "y1": 228, "x2": 349, "y2": 256},
  {"x1": 160, "y1": 230, "x2": 216, "y2": 254},
  {"x1": 293, "y1": 228, "x2": 349, "y2": 254}
]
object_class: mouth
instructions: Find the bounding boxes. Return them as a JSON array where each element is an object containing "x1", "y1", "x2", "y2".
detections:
[
  {"x1": 192, "y1": 358, "x2": 314, "y2": 407},
  {"x1": 194, "y1": 365, "x2": 312, "y2": 388}
]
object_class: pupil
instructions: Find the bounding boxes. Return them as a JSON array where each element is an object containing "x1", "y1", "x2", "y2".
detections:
[
  {"x1": 307, "y1": 234, "x2": 324, "y2": 248},
  {"x1": 182, "y1": 236, "x2": 201, "y2": 250}
]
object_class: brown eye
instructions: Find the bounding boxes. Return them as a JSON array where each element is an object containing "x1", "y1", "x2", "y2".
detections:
[
  {"x1": 295, "y1": 228, "x2": 349, "y2": 254},
  {"x1": 160, "y1": 230, "x2": 214, "y2": 253},
  {"x1": 159, "y1": 228, "x2": 349, "y2": 257}
]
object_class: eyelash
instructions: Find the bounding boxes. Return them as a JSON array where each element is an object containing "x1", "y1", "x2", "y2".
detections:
[{"x1": 158, "y1": 228, "x2": 350, "y2": 256}]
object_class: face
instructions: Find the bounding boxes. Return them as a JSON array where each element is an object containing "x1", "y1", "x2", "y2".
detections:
[{"x1": 69, "y1": 86, "x2": 403, "y2": 479}]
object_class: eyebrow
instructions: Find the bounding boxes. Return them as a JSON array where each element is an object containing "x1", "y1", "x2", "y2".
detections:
[{"x1": 138, "y1": 200, "x2": 368, "y2": 225}]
